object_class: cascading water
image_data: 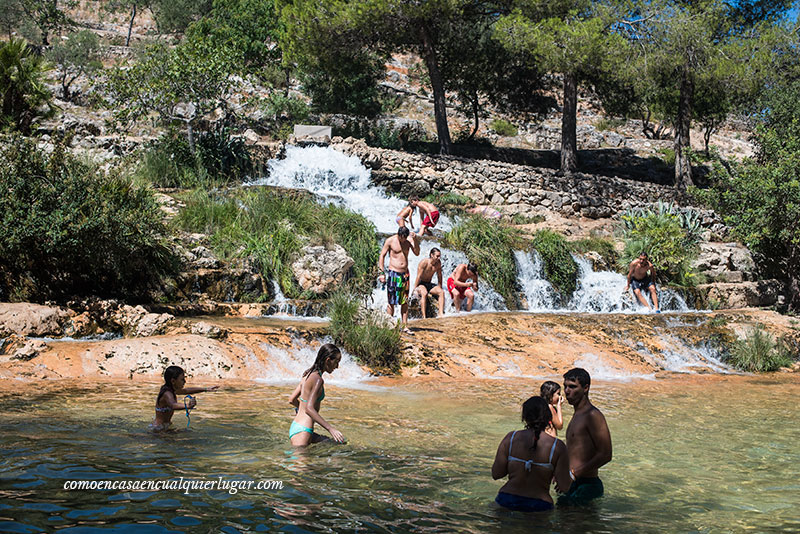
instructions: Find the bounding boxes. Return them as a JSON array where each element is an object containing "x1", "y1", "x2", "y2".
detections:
[
  {"x1": 514, "y1": 250, "x2": 558, "y2": 311},
  {"x1": 255, "y1": 339, "x2": 374, "y2": 386},
  {"x1": 250, "y1": 145, "x2": 451, "y2": 234}
]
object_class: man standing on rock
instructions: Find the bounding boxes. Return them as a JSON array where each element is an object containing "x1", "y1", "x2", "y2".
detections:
[
  {"x1": 447, "y1": 263, "x2": 478, "y2": 312},
  {"x1": 625, "y1": 252, "x2": 660, "y2": 313},
  {"x1": 559, "y1": 367, "x2": 612, "y2": 506},
  {"x1": 378, "y1": 226, "x2": 420, "y2": 334},
  {"x1": 413, "y1": 247, "x2": 445, "y2": 319}
]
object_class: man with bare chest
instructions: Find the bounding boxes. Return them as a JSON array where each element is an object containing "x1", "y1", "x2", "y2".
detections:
[
  {"x1": 625, "y1": 252, "x2": 660, "y2": 312},
  {"x1": 413, "y1": 247, "x2": 445, "y2": 318},
  {"x1": 378, "y1": 226, "x2": 420, "y2": 333},
  {"x1": 559, "y1": 368, "x2": 612, "y2": 505}
]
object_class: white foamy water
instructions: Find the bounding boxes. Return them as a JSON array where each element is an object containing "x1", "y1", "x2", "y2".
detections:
[
  {"x1": 254, "y1": 339, "x2": 376, "y2": 387},
  {"x1": 250, "y1": 145, "x2": 451, "y2": 235},
  {"x1": 652, "y1": 335, "x2": 734, "y2": 374},
  {"x1": 515, "y1": 250, "x2": 558, "y2": 310},
  {"x1": 573, "y1": 353, "x2": 655, "y2": 381},
  {"x1": 370, "y1": 240, "x2": 507, "y2": 315}
]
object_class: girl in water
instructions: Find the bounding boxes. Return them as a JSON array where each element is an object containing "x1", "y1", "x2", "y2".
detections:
[
  {"x1": 152, "y1": 366, "x2": 219, "y2": 431},
  {"x1": 492, "y1": 396, "x2": 571, "y2": 512},
  {"x1": 289, "y1": 343, "x2": 346, "y2": 446},
  {"x1": 540, "y1": 381, "x2": 563, "y2": 437}
]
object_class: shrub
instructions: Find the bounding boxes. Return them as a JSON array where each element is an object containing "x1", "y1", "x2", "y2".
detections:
[
  {"x1": 570, "y1": 237, "x2": 618, "y2": 270},
  {"x1": 657, "y1": 147, "x2": 676, "y2": 167},
  {"x1": 490, "y1": 118, "x2": 518, "y2": 137},
  {"x1": 261, "y1": 92, "x2": 310, "y2": 141},
  {"x1": 443, "y1": 215, "x2": 523, "y2": 307},
  {"x1": 531, "y1": 230, "x2": 578, "y2": 300},
  {"x1": 595, "y1": 117, "x2": 627, "y2": 132},
  {"x1": 175, "y1": 188, "x2": 379, "y2": 298},
  {"x1": 328, "y1": 291, "x2": 402, "y2": 372},
  {"x1": 424, "y1": 191, "x2": 473, "y2": 210},
  {"x1": 726, "y1": 325, "x2": 794, "y2": 372},
  {"x1": 619, "y1": 209, "x2": 700, "y2": 287},
  {"x1": 0, "y1": 38, "x2": 55, "y2": 134},
  {"x1": 510, "y1": 213, "x2": 545, "y2": 225},
  {"x1": 0, "y1": 136, "x2": 176, "y2": 301}
]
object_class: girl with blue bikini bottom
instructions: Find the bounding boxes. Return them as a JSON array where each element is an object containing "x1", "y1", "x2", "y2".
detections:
[
  {"x1": 151, "y1": 365, "x2": 219, "y2": 431},
  {"x1": 288, "y1": 344, "x2": 345, "y2": 446},
  {"x1": 491, "y1": 396, "x2": 572, "y2": 512}
]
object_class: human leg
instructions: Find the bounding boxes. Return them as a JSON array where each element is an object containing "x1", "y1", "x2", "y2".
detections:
[
  {"x1": 430, "y1": 286, "x2": 445, "y2": 316},
  {"x1": 632, "y1": 288, "x2": 651, "y2": 309},
  {"x1": 465, "y1": 288, "x2": 475, "y2": 312},
  {"x1": 649, "y1": 284, "x2": 660, "y2": 311},
  {"x1": 416, "y1": 285, "x2": 429, "y2": 318}
]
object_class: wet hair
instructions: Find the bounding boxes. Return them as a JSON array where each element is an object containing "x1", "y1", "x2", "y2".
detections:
[
  {"x1": 563, "y1": 367, "x2": 591, "y2": 388},
  {"x1": 540, "y1": 381, "x2": 561, "y2": 403},
  {"x1": 303, "y1": 343, "x2": 341, "y2": 377},
  {"x1": 408, "y1": 195, "x2": 419, "y2": 203},
  {"x1": 398, "y1": 226, "x2": 410, "y2": 238},
  {"x1": 521, "y1": 396, "x2": 552, "y2": 453},
  {"x1": 467, "y1": 263, "x2": 478, "y2": 274},
  {"x1": 430, "y1": 247, "x2": 441, "y2": 257},
  {"x1": 157, "y1": 365, "x2": 184, "y2": 405},
  {"x1": 639, "y1": 251, "x2": 648, "y2": 258}
]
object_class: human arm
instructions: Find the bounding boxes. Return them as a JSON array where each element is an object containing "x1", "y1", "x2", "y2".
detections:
[
  {"x1": 413, "y1": 262, "x2": 424, "y2": 293},
  {"x1": 178, "y1": 385, "x2": 219, "y2": 395},
  {"x1": 302, "y1": 377, "x2": 345, "y2": 443},
  {"x1": 491, "y1": 432, "x2": 512, "y2": 480},
  {"x1": 409, "y1": 232, "x2": 420, "y2": 256},
  {"x1": 553, "y1": 440, "x2": 572, "y2": 493},
  {"x1": 288, "y1": 382, "x2": 302, "y2": 409},
  {"x1": 377, "y1": 239, "x2": 390, "y2": 282},
  {"x1": 625, "y1": 263, "x2": 634, "y2": 290},
  {"x1": 436, "y1": 264, "x2": 443, "y2": 288},
  {"x1": 649, "y1": 261, "x2": 657, "y2": 285},
  {"x1": 571, "y1": 410, "x2": 612, "y2": 478},
  {"x1": 162, "y1": 390, "x2": 196, "y2": 410},
  {"x1": 551, "y1": 398, "x2": 563, "y2": 430}
]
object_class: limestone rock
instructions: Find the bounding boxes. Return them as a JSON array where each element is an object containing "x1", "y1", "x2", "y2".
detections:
[
  {"x1": 292, "y1": 244, "x2": 354, "y2": 294},
  {"x1": 698, "y1": 280, "x2": 783, "y2": 309},
  {"x1": 0, "y1": 303, "x2": 74, "y2": 337},
  {"x1": 692, "y1": 242, "x2": 756, "y2": 283},
  {"x1": 190, "y1": 321, "x2": 229, "y2": 340}
]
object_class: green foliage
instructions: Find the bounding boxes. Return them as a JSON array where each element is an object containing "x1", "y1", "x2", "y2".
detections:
[
  {"x1": 136, "y1": 129, "x2": 253, "y2": 188},
  {"x1": 150, "y1": 0, "x2": 212, "y2": 33},
  {"x1": 726, "y1": 325, "x2": 794, "y2": 372},
  {"x1": 531, "y1": 230, "x2": 578, "y2": 300},
  {"x1": 490, "y1": 118, "x2": 518, "y2": 137},
  {"x1": 510, "y1": 213, "x2": 545, "y2": 225},
  {"x1": 175, "y1": 188, "x2": 379, "y2": 298},
  {"x1": 104, "y1": 38, "x2": 240, "y2": 148},
  {"x1": 47, "y1": 30, "x2": 103, "y2": 102},
  {"x1": 619, "y1": 209, "x2": 700, "y2": 287},
  {"x1": 693, "y1": 78, "x2": 800, "y2": 307},
  {"x1": 424, "y1": 190, "x2": 472, "y2": 208},
  {"x1": 657, "y1": 147, "x2": 676, "y2": 167},
  {"x1": 261, "y1": 92, "x2": 310, "y2": 140},
  {"x1": 0, "y1": 136, "x2": 176, "y2": 301},
  {"x1": 0, "y1": 37, "x2": 55, "y2": 134},
  {"x1": 443, "y1": 215, "x2": 523, "y2": 308},
  {"x1": 299, "y1": 50, "x2": 387, "y2": 117},
  {"x1": 595, "y1": 117, "x2": 626, "y2": 132},
  {"x1": 334, "y1": 118, "x2": 427, "y2": 150},
  {"x1": 328, "y1": 291, "x2": 402, "y2": 372},
  {"x1": 570, "y1": 237, "x2": 618, "y2": 269},
  {"x1": 3, "y1": 0, "x2": 75, "y2": 45}
]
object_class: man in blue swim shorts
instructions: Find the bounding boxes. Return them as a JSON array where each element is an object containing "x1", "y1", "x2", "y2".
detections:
[
  {"x1": 378, "y1": 226, "x2": 420, "y2": 334},
  {"x1": 558, "y1": 368, "x2": 612, "y2": 506},
  {"x1": 625, "y1": 251, "x2": 660, "y2": 312}
]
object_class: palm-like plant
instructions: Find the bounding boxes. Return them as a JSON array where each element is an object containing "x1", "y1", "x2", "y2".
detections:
[{"x1": 0, "y1": 38, "x2": 55, "y2": 134}]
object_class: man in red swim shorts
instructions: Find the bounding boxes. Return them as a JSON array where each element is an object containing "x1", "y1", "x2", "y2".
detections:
[
  {"x1": 415, "y1": 199, "x2": 440, "y2": 237},
  {"x1": 447, "y1": 262, "x2": 478, "y2": 312}
]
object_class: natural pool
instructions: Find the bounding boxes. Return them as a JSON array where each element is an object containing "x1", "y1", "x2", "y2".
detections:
[{"x1": 0, "y1": 375, "x2": 798, "y2": 533}]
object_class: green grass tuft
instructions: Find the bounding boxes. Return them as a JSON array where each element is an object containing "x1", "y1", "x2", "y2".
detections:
[
  {"x1": 570, "y1": 237, "x2": 619, "y2": 270},
  {"x1": 491, "y1": 118, "x2": 518, "y2": 137},
  {"x1": 726, "y1": 325, "x2": 794, "y2": 372}
]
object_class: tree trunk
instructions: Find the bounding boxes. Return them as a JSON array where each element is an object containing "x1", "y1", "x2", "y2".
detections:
[
  {"x1": 674, "y1": 66, "x2": 694, "y2": 187},
  {"x1": 126, "y1": 4, "x2": 136, "y2": 47},
  {"x1": 788, "y1": 241, "x2": 800, "y2": 312},
  {"x1": 186, "y1": 121, "x2": 195, "y2": 156},
  {"x1": 560, "y1": 72, "x2": 578, "y2": 173},
  {"x1": 468, "y1": 91, "x2": 479, "y2": 141},
  {"x1": 419, "y1": 24, "x2": 451, "y2": 155}
]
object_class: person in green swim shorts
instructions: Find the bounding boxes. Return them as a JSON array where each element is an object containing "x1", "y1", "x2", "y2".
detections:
[
  {"x1": 288, "y1": 344, "x2": 345, "y2": 446},
  {"x1": 558, "y1": 368, "x2": 612, "y2": 506},
  {"x1": 378, "y1": 226, "x2": 420, "y2": 334}
]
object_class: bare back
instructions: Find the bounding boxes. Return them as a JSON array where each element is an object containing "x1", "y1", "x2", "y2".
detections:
[{"x1": 492, "y1": 430, "x2": 571, "y2": 502}]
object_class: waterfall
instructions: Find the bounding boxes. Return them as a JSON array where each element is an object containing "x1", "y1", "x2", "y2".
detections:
[
  {"x1": 254, "y1": 339, "x2": 375, "y2": 385},
  {"x1": 514, "y1": 250, "x2": 558, "y2": 311}
]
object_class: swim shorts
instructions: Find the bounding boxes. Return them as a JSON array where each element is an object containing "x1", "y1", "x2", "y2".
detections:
[
  {"x1": 557, "y1": 477, "x2": 604, "y2": 506},
  {"x1": 386, "y1": 270, "x2": 409, "y2": 306},
  {"x1": 418, "y1": 281, "x2": 437, "y2": 293},
  {"x1": 631, "y1": 276, "x2": 655, "y2": 292},
  {"x1": 495, "y1": 492, "x2": 554, "y2": 512},
  {"x1": 422, "y1": 210, "x2": 440, "y2": 228},
  {"x1": 447, "y1": 277, "x2": 467, "y2": 299}
]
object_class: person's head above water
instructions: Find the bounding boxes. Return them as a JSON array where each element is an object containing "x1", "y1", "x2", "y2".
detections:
[
  {"x1": 521, "y1": 396, "x2": 552, "y2": 449},
  {"x1": 303, "y1": 343, "x2": 342, "y2": 377},
  {"x1": 540, "y1": 381, "x2": 561, "y2": 404},
  {"x1": 398, "y1": 226, "x2": 410, "y2": 238},
  {"x1": 563, "y1": 367, "x2": 591, "y2": 406},
  {"x1": 157, "y1": 365, "x2": 186, "y2": 402}
]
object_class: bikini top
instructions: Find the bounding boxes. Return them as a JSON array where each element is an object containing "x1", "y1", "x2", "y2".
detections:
[
  {"x1": 155, "y1": 405, "x2": 172, "y2": 413},
  {"x1": 507, "y1": 430, "x2": 558, "y2": 472},
  {"x1": 298, "y1": 372, "x2": 325, "y2": 403}
]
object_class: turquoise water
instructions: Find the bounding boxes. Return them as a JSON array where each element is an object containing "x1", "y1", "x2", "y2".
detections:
[{"x1": 0, "y1": 376, "x2": 798, "y2": 533}]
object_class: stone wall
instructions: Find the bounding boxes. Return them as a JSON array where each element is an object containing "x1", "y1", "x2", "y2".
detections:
[{"x1": 331, "y1": 138, "x2": 719, "y2": 224}]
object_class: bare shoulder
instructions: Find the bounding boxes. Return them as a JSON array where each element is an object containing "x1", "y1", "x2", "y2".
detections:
[{"x1": 587, "y1": 406, "x2": 609, "y2": 427}]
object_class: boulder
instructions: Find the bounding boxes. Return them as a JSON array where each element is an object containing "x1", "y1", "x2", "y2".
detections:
[
  {"x1": 190, "y1": 321, "x2": 229, "y2": 340},
  {"x1": 697, "y1": 279, "x2": 783, "y2": 309},
  {"x1": 291, "y1": 244, "x2": 354, "y2": 295},
  {"x1": 691, "y1": 242, "x2": 757, "y2": 283},
  {"x1": 0, "y1": 303, "x2": 74, "y2": 337}
]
